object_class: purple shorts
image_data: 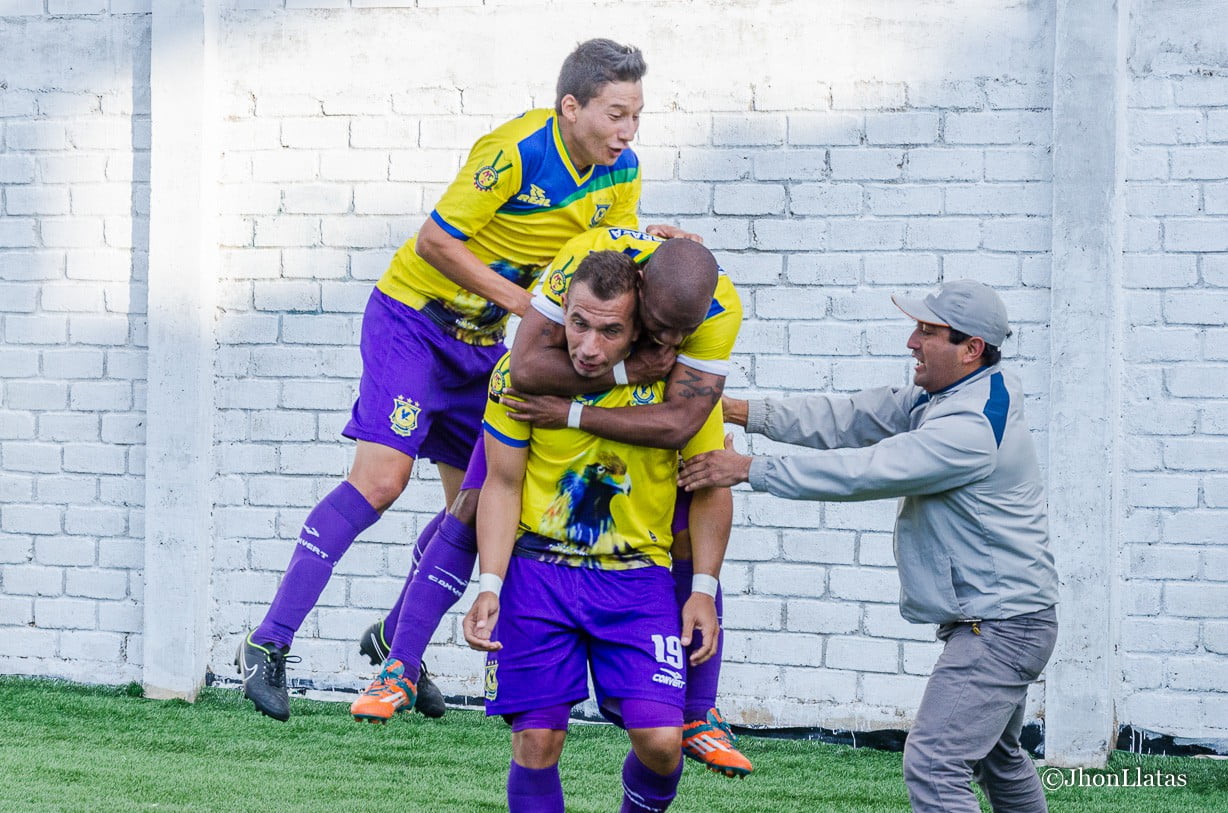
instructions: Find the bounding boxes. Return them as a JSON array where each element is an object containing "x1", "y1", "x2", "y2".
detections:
[
  {"x1": 483, "y1": 556, "x2": 685, "y2": 724},
  {"x1": 342, "y1": 289, "x2": 504, "y2": 471}
]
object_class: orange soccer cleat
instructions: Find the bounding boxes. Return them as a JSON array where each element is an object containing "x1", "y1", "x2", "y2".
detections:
[
  {"x1": 682, "y1": 708, "x2": 754, "y2": 778},
  {"x1": 350, "y1": 658, "x2": 418, "y2": 723}
]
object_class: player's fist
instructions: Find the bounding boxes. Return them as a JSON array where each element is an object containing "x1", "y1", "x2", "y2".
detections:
[
  {"x1": 626, "y1": 343, "x2": 677, "y2": 384},
  {"x1": 463, "y1": 593, "x2": 503, "y2": 652}
]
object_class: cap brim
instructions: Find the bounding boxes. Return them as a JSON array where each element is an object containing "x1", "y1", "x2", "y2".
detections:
[{"x1": 891, "y1": 294, "x2": 948, "y2": 327}]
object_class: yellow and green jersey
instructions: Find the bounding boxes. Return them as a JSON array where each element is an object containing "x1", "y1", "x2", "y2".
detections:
[
  {"x1": 483, "y1": 352, "x2": 724, "y2": 570},
  {"x1": 376, "y1": 109, "x2": 641, "y2": 346},
  {"x1": 529, "y1": 227, "x2": 743, "y2": 374}
]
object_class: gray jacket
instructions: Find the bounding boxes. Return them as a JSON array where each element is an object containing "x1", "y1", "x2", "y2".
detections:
[{"x1": 745, "y1": 365, "x2": 1058, "y2": 624}]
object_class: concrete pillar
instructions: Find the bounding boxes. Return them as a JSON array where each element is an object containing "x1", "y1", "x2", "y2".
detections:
[
  {"x1": 1045, "y1": 0, "x2": 1127, "y2": 767},
  {"x1": 143, "y1": 0, "x2": 219, "y2": 700}
]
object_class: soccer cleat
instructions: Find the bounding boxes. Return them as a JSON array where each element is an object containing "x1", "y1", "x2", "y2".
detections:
[
  {"x1": 682, "y1": 708, "x2": 754, "y2": 778},
  {"x1": 708, "y1": 706, "x2": 740, "y2": 744},
  {"x1": 351, "y1": 658, "x2": 417, "y2": 723},
  {"x1": 358, "y1": 619, "x2": 446, "y2": 718},
  {"x1": 358, "y1": 620, "x2": 390, "y2": 665},
  {"x1": 235, "y1": 631, "x2": 300, "y2": 722},
  {"x1": 414, "y1": 662, "x2": 447, "y2": 719}
]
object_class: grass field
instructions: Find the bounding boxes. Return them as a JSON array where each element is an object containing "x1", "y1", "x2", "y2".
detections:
[{"x1": 2, "y1": 677, "x2": 1226, "y2": 812}]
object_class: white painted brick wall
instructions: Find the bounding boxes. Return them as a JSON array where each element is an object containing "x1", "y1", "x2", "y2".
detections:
[
  {"x1": 1, "y1": 9, "x2": 147, "y2": 684},
  {"x1": 2, "y1": 0, "x2": 1224, "y2": 743},
  {"x1": 1119, "y1": 0, "x2": 1228, "y2": 740}
]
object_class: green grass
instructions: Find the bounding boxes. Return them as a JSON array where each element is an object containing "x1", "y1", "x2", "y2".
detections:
[{"x1": 1, "y1": 677, "x2": 1225, "y2": 812}]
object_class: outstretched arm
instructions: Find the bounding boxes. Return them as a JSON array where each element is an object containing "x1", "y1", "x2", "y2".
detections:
[{"x1": 505, "y1": 354, "x2": 726, "y2": 451}]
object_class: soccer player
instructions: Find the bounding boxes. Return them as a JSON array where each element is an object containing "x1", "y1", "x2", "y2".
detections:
[
  {"x1": 463, "y1": 250, "x2": 729, "y2": 812},
  {"x1": 236, "y1": 38, "x2": 686, "y2": 722},
  {"x1": 353, "y1": 229, "x2": 753, "y2": 777}
]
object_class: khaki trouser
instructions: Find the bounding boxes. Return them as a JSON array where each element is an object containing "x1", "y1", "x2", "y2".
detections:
[{"x1": 903, "y1": 606, "x2": 1058, "y2": 813}]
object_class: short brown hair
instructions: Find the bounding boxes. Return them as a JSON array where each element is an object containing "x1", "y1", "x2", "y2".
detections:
[
  {"x1": 555, "y1": 39, "x2": 647, "y2": 111},
  {"x1": 569, "y1": 250, "x2": 639, "y2": 301}
]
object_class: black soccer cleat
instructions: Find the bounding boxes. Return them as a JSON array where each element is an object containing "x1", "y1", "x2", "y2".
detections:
[
  {"x1": 414, "y1": 662, "x2": 446, "y2": 719},
  {"x1": 359, "y1": 620, "x2": 391, "y2": 666},
  {"x1": 358, "y1": 619, "x2": 446, "y2": 718},
  {"x1": 235, "y1": 631, "x2": 299, "y2": 722}
]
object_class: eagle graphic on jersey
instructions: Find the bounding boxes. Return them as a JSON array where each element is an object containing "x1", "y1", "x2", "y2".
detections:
[{"x1": 540, "y1": 451, "x2": 631, "y2": 548}]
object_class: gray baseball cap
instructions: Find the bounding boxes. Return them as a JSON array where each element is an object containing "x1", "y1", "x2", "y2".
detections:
[{"x1": 891, "y1": 280, "x2": 1012, "y2": 346}]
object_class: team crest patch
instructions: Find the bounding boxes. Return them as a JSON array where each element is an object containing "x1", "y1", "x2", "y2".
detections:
[
  {"x1": 389, "y1": 395, "x2": 421, "y2": 437},
  {"x1": 589, "y1": 203, "x2": 610, "y2": 228},
  {"x1": 484, "y1": 660, "x2": 499, "y2": 701},
  {"x1": 547, "y1": 268, "x2": 569, "y2": 298},
  {"x1": 631, "y1": 385, "x2": 655, "y2": 405},
  {"x1": 473, "y1": 150, "x2": 512, "y2": 191},
  {"x1": 488, "y1": 366, "x2": 510, "y2": 401}
]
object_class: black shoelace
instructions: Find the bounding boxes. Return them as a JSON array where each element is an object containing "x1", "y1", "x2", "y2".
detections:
[{"x1": 266, "y1": 652, "x2": 302, "y2": 689}]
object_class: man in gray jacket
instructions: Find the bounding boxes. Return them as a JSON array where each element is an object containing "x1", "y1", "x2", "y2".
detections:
[{"x1": 678, "y1": 280, "x2": 1059, "y2": 813}]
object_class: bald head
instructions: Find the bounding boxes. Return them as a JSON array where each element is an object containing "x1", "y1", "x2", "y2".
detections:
[{"x1": 638, "y1": 239, "x2": 718, "y2": 347}]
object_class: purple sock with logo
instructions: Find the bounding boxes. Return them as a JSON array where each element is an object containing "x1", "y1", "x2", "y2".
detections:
[
  {"x1": 254, "y1": 481, "x2": 380, "y2": 649},
  {"x1": 620, "y1": 750, "x2": 682, "y2": 813},
  {"x1": 387, "y1": 512, "x2": 476, "y2": 673},
  {"x1": 381, "y1": 509, "x2": 445, "y2": 641},
  {"x1": 507, "y1": 761, "x2": 564, "y2": 813},
  {"x1": 672, "y1": 559, "x2": 724, "y2": 721}
]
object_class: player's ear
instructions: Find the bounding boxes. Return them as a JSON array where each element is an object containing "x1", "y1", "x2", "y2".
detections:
[
  {"x1": 963, "y1": 336, "x2": 985, "y2": 365},
  {"x1": 559, "y1": 94, "x2": 580, "y2": 123}
]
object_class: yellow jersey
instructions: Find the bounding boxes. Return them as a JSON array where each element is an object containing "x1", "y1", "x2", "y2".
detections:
[
  {"x1": 376, "y1": 110, "x2": 641, "y2": 346},
  {"x1": 483, "y1": 352, "x2": 724, "y2": 570}
]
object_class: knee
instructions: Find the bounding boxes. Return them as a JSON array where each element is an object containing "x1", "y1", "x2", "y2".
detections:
[
  {"x1": 629, "y1": 728, "x2": 682, "y2": 775},
  {"x1": 512, "y1": 729, "x2": 566, "y2": 770},
  {"x1": 902, "y1": 735, "x2": 945, "y2": 791},
  {"x1": 348, "y1": 471, "x2": 409, "y2": 512}
]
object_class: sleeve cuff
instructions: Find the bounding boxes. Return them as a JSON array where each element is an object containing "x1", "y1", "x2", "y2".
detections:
[
  {"x1": 430, "y1": 210, "x2": 469, "y2": 241},
  {"x1": 747, "y1": 457, "x2": 771, "y2": 492},
  {"x1": 745, "y1": 399, "x2": 770, "y2": 434}
]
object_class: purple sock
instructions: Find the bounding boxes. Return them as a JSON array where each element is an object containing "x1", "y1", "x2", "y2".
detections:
[
  {"x1": 620, "y1": 750, "x2": 682, "y2": 813},
  {"x1": 255, "y1": 481, "x2": 379, "y2": 649},
  {"x1": 382, "y1": 509, "x2": 445, "y2": 640},
  {"x1": 387, "y1": 512, "x2": 476, "y2": 673},
  {"x1": 507, "y1": 761, "x2": 564, "y2": 813},
  {"x1": 672, "y1": 559, "x2": 724, "y2": 721}
]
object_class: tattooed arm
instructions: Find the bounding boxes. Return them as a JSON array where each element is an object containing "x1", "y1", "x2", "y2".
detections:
[
  {"x1": 504, "y1": 359, "x2": 726, "y2": 451},
  {"x1": 507, "y1": 297, "x2": 727, "y2": 450},
  {"x1": 510, "y1": 306, "x2": 676, "y2": 396}
]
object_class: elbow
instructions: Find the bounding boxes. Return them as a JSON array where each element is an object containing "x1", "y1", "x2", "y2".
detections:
[
  {"x1": 660, "y1": 427, "x2": 691, "y2": 450},
  {"x1": 507, "y1": 353, "x2": 548, "y2": 394},
  {"x1": 416, "y1": 231, "x2": 445, "y2": 268}
]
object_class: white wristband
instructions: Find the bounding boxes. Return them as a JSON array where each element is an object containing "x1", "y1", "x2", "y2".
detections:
[
  {"x1": 612, "y1": 360, "x2": 629, "y2": 386},
  {"x1": 691, "y1": 574, "x2": 719, "y2": 598},
  {"x1": 567, "y1": 401, "x2": 584, "y2": 429},
  {"x1": 478, "y1": 572, "x2": 503, "y2": 597}
]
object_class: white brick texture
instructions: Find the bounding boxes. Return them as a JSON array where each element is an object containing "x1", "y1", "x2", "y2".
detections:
[
  {"x1": 0, "y1": 0, "x2": 1224, "y2": 747},
  {"x1": 1, "y1": 10, "x2": 148, "y2": 684}
]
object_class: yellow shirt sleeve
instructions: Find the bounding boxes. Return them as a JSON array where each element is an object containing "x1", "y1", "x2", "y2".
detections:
[
  {"x1": 482, "y1": 354, "x2": 531, "y2": 448},
  {"x1": 681, "y1": 400, "x2": 726, "y2": 460},
  {"x1": 430, "y1": 130, "x2": 524, "y2": 242}
]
